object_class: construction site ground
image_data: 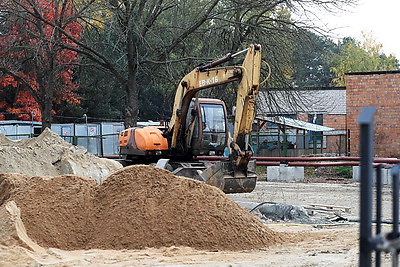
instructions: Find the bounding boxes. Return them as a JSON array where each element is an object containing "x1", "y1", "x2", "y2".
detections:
[
  {"x1": 0, "y1": 130, "x2": 395, "y2": 266},
  {"x1": 2, "y1": 180, "x2": 395, "y2": 266}
]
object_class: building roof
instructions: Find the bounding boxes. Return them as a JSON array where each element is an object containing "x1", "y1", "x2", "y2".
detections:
[
  {"x1": 257, "y1": 88, "x2": 346, "y2": 115},
  {"x1": 346, "y1": 70, "x2": 400, "y2": 76},
  {"x1": 256, "y1": 115, "x2": 338, "y2": 132}
]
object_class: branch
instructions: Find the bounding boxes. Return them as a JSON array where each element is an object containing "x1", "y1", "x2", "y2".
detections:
[
  {"x1": 155, "y1": 0, "x2": 221, "y2": 61},
  {"x1": 8, "y1": 0, "x2": 127, "y2": 84},
  {"x1": 0, "y1": 67, "x2": 43, "y2": 107}
]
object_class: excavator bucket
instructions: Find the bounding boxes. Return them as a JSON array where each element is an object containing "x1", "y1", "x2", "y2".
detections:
[
  {"x1": 201, "y1": 159, "x2": 257, "y2": 194},
  {"x1": 157, "y1": 159, "x2": 257, "y2": 194}
]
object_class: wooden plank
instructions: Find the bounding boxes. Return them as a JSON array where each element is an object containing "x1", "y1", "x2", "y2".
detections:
[{"x1": 305, "y1": 204, "x2": 351, "y2": 213}]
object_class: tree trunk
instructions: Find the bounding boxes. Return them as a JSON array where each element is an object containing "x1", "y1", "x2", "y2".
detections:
[
  {"x1": 123, "y1": 27, "x2": 139, "y2": 128},
  {"x1": 124, "y1": 78, "x2": 139, "y2": 128},
  {"x1": 41, "y1": 90, "x2": 53, "y2": 131}
]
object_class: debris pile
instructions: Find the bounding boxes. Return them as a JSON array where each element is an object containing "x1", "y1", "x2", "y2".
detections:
[{"x1": 0, "y1": 129, "x2": 122, "y2": 183}]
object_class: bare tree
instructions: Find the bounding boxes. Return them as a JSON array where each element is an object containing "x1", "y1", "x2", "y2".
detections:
[{"x1": 1, "y1": 0, "x2": 356, "y2": 127}]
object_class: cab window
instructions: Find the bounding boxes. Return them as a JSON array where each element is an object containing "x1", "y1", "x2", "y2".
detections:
[{"x1": 200, "y1": 103, "x2": 226, "y2": 133}]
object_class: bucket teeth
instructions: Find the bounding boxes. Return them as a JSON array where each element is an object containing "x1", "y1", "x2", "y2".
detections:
[
  {"x1": 164, "y1": 160, "x2": 257, "y2": 194},
  {"x1": 202, "y1": 160, "x2": 257, "y2": 194}
]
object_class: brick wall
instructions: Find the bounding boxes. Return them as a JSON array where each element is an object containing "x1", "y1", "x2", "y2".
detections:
[
  {"x1": 296, "y1": 114, "x2": 308, "y2": 122},
  {"x1": 324, "y1": 114, "x2": 347, "y2": 154},
  {"x1": 345, "y1": 71, "x2": 400, "y2": 157},
  {"x1": 324, "y1": 114, "x2": 346, "y2": 130},
  {"x1": 296, "y1": 114, "x2": 346, "y2": 130}
]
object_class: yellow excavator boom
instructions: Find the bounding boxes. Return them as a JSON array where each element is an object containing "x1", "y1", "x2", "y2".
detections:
[{"x1": 169, "y1": 44, "x2": 262, "y2": 166}]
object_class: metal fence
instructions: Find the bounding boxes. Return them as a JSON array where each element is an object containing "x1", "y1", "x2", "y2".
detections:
[
  {"x1": 51, "y1": 122, "x2": 124, "y2": 157},
  {"x1": 1, "y1": 121, "x2": 348, "y2": 158},
  {"x1": 0, "y1": 121, "x2": 124, "y2": 157},
  {"x1": 252, "y1": 132, "x2": 347, "y2": 157}
]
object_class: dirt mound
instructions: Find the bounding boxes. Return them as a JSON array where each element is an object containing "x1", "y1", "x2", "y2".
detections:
[
  {"x1": 0, "y1": 128, "x2": 122, "y2": 182},
  {"x1": 1, "y1": 165, "x2": 286, "y2": 251},
  {"x1": 91, "y1": 165, "x2": 284, "y2": 250}
]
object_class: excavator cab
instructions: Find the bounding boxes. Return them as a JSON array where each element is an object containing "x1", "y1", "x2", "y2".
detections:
[
  {"x1": 184, "y1": 97, "x2": 257, "y2": 194},
  {"x1": 187, "y1": 98, "x2": 229, "y2": 157}
]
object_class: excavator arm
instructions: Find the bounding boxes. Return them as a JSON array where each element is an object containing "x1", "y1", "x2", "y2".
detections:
[
  {"x1": 169, "y1": 44, "x2": 262, "y2": 163},
  {"x1": 168, "y1": 65, "x2": 242, "y2": 151},
  {"x1": 167, "y1": 44, "x2": 263, "y2": 193},
  {"x1": 231, "y1": 45, "x2": 262, "y2": 170}
]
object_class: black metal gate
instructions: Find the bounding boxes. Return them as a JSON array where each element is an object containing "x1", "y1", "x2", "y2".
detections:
[{"x1": 359, "y1": 106, "x2": 400, "y2": 267}]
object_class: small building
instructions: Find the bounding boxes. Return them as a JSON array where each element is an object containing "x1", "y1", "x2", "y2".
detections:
[
  {"x1": 255, "y1": 87, "x2": 347, "y2": 156},
  {"x1": 0, "y1": 120, "x2": 41, "y2": 140}
]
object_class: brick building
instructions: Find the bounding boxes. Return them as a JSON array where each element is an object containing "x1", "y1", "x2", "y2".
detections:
[{"x1": 345, "y1": 71, "x2": 400, "y2": 158}]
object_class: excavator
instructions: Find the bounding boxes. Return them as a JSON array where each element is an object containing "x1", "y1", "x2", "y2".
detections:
[{"x1": 118, "y1": 44, "x2": 263, "y2": 193}]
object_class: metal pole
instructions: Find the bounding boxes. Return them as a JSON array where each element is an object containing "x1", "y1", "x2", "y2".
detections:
[
  {"x1": 376, "y1": 164, "x2": 382, "y2": 267},
  {"x1": 99, "y1": 122, "x2": 104, "y2": 157},
  {"x1": 198, "y1": 47, "x2": 250, "y2": 71},
  {"x1": 358, "y1": 106, "x2": 376, "y2": 267},
  {"x1": 391, "y1": 164, "x2": 400, "y2": 267},
  {"x1": 231, "y1": 48, "x2": 250, "y2": 58},
  {"x1": 283, "y1": 133, "x2": 288, "y2": 157},
  {"x1": 391, "y1": 165, "x2": 399, "y2": 237}
]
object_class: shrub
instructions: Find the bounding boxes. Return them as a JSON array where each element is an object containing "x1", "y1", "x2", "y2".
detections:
[{"x1": 333, "y1": 166, "x2": 352, "y2": 178}]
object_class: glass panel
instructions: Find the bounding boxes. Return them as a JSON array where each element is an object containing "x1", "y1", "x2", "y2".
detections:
[
  {"x1": 200, "y1": 104, "x2": 225, "y2": 133},
  {"x1": 201, "y1": 132, "x2": 226, "y2": 150}
]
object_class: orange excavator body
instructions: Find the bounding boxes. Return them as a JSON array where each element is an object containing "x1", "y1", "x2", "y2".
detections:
[
  {"x1": 118, "y1": 126, "x2": 169, "y2": 160},
  {"x1": 132, "y1": 126, "x2": 168, "y2": 151}
]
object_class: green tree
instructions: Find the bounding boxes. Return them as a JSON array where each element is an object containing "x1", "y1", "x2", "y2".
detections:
[
  {"x1": 56, "y1": 0, "x2": 360, "y2": 126},
  {"x1": 329, "y1": 34, "x2": 399, "y2": 86},
  {"x1": 291, "y1": 32, "x2": 337, "y2": 87}
]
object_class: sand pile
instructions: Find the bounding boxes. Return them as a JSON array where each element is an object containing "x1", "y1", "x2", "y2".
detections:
[
  {"x1": 0, "y1": 165, "x2": 286, "y2": 251},
  {"x1": 0, "y1": 128, "x2": 122, "y2": 183}
]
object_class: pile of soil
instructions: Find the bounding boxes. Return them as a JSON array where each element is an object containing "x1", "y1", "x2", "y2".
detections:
[
  {"x1": 0, "y1": 129, "x2": 122, "y2": 183},
  {"x1": 0, "y1": 165, "x2": 287, "y2": 251}
]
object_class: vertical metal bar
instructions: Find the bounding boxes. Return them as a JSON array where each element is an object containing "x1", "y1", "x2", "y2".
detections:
[
  {"x1": 376, "y1": 164, "x2": 382, "y2": 267},
  {"x1": 283, "y1": 133, "x2": 288, "y2": 157},
  {"x1": 313, "y1": 134, "x2": 317, "y2": 154},
  {"x1": 391, "y1": 165, "x2": 399, "y2": 236},
  {"x1": 278, "y1": 126, "x2": 281, "y2": 156},
  {"x1": 256, "y1": 122, "x2": 260, "y2": 156},
  {"x1": 100, "y1": 123, "x2": 104, "y2": 157},
  {"x1": 347, "y1": 129, "x2": 351, "y2": 156},
  {"x1": 391, "y1": 164, "x2": 400, "y2": 267},
  {"x1": 358, "y1": 106, "x2": 376, "y2": 267}
]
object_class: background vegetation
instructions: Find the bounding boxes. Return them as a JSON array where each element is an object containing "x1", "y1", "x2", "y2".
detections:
[{"x1": 0, "y1": 0, "x2": 398, "y2": 130}]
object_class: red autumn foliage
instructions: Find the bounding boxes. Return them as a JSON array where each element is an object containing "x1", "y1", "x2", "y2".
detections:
[{"x1": 0, "y1": 0, "x2": 82, "y2": 122}]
